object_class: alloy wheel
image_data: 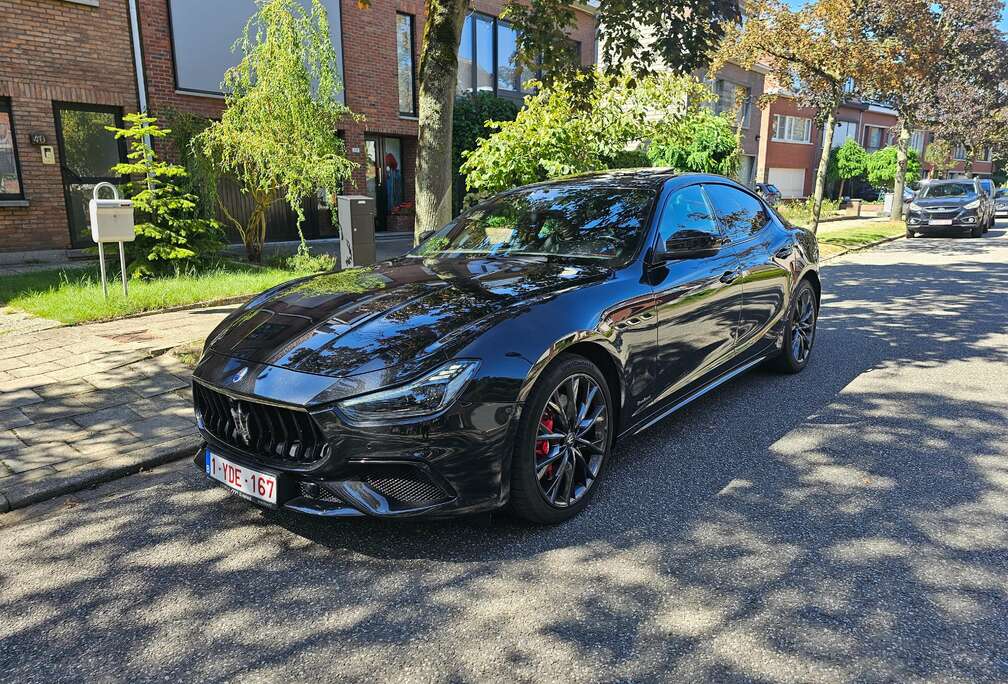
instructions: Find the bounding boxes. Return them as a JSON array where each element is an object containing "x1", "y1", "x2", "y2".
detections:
[
  {"x1": 791, "y1": 288, "x2": 816, "y2": 364},
  {"x1": 533, "y1": 374, "x2": 609, "y2": 508}
]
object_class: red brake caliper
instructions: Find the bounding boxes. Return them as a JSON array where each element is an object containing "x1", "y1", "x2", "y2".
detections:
[{"x1": 536, "y1": 414, "x2": 555, "y2": 479}]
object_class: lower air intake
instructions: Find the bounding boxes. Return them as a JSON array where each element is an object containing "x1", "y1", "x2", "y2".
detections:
[{"x1": 365, "y1": 473, "x2": 448, "y2": 506}]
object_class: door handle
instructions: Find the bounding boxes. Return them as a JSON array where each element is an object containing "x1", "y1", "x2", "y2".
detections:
[
  {"x1": 720, "y1": 269, "x2": 741, "y2": 284},
  {"x1": 774, "y1": 246, "x2": 793, "y2": 260}
]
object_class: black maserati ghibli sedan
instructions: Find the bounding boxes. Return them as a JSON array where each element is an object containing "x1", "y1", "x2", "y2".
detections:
[{"x1": 192, "y1": 170, "x2": 820, "y2": 523}]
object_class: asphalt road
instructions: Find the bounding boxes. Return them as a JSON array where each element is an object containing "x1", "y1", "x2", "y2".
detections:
[{"x1": 2, "y1": 226, "x2": 1007, "y2": 683}]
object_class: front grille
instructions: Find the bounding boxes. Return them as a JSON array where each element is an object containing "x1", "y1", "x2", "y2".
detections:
[
  {"x1": 365, "y1": 472, "x2": 448, "y2": 506},
  {"x1": 194, "y1": 383, "x2": 330, "y2": 466}
]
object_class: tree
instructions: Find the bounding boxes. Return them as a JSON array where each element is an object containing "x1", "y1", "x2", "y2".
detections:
[
  {"x1": 866, "y1": 145, "x2": 921, "y2": 190},
  {"x1": 646, "y1": 109, "x2": 740, "y2": 176},
  {"x1": 356, "y1": 0, "x2": 741, "y2": 243},
  {"x1": 197, "y1": 0, "x2": 358, "y2": 262},
  {"x1": 452, "y1": 93, "x2": 521, "y2": 215},
  {"x1": 459, "y1": 70, "x2": 706, "y2": 195},
  {"x1": 107, "y1": 113, "x2": 223, "y2": 278},
  {"x1": 828, "y1": 139, "x2": 868, "y2": 200},
  {"x1": 855, "y1": 0, "x2": 1008, "y2": 216},
  {"x1": 924, "y1": 138, "x2": 956, "y2": 179},
  {"x1": 713, "y1": 0, "x2": 897, "y2": 233}
]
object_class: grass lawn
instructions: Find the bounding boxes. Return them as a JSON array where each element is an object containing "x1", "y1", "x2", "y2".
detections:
[
  {"x1": 815, "y1": 219, "x2": 906, "y2": 259},
  {"x1": 0, "y1": 261, "x2": 314, "y2": 325}
]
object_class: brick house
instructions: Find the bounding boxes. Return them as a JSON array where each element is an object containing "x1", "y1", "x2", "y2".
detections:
[
  {"x1": 698, "y1": 61, "x2": 769, "y2": 187},
  {"x1": 756, "y1": 90, "x2": 994, "y2": 199},
  {"x1": 0, "y1": 0, "x2": 141, "y2": 256},
  {"x1": 0, "y1": 0, "x2": 597, "y2": 256}
]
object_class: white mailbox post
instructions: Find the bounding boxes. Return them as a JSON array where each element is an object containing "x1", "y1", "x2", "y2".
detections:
[{"x1": 89, "y1": 182, "x2": 135, "y2": 299}]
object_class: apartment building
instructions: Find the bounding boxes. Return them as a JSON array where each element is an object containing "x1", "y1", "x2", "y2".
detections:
[
  {"x1": 0, "y1": 0, "x2": 597, "y2": 255},
  {"x1": 756, "y1": 92, "x2": 993, "y2": 199}
]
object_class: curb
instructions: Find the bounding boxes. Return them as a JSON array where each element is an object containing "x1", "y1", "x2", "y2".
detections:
[
  {"x1": 821, "y1": 234, "x2": 904, "y2": 263},
  {"x1": 0, "y1": 434, "x2": 200, "y2": 514}
]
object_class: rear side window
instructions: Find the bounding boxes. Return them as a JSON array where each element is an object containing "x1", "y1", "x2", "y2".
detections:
[{"x1": 703, "y1": 184, "x2": 769, "y2": 241}]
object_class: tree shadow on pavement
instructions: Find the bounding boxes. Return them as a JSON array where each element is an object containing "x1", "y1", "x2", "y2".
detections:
[{"x1": 0, "y1": 240, "x2": 1006, "y2": 681}]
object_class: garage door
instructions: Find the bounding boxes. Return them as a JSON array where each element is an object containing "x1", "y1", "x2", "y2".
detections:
[{"x1": 767, "y1": 168, "x2": 806, "y2": 199}]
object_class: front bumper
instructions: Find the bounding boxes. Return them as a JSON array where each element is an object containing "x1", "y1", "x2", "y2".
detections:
[
  {"x1": 906, "y1": 210, "x2": 982, "y2": 233},
  {"x1": 191, "y1": 356, "x2": 523, "y2": 519}
]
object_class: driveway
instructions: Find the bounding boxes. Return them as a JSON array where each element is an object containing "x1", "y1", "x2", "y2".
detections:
[{"x1": 1, "y1": 228, "x2": 1006, "y2": 682}]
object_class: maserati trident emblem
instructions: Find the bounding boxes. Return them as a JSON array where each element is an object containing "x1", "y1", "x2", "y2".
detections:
[{"x1": 230, "y1": 400, "x2": 252, "y2": 444}]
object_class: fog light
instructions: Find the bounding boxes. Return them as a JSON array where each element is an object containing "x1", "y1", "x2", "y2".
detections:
[{"x1": 965, "y1": 216, "x2": 976, "y2": 223}]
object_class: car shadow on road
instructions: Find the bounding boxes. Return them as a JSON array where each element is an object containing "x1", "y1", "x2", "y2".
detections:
[{"x1": 1, "y1": 243, "x2": 1007, "y2": 681}]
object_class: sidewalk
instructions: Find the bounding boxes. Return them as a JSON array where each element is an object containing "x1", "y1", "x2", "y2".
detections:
[{"x1": 0, "y1": 304, "x2": 236, "y2": 512}]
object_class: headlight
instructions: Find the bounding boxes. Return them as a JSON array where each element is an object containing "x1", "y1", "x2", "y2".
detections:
[
  {"x1": 908, "y1": 203, "x2": 920, "y2": 212},
  {"x1": 964, "y1": 199, "x2": 981, "y2": 209},
  {"x1": 337, "y1": 360, "x2": 480, "y2": 425}
]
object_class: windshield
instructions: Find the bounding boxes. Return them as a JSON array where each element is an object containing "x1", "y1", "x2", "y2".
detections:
[
  {"x1": 766, "y1": 185, "x2": 780, "y2": 193},
  {"x1": 997, "y1": 189, "x2": 1008, "y2": 198},
  {"x1": 919, "y1": 182, "x2": 976, "y2": 199},
  {"x1": 410, "y1": 185, "x2": 656, "y2": 263}
]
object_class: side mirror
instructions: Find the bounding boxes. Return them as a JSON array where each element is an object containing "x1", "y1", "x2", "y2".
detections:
[{"x1": 656, "y1": 231, "x2": 725, "y2": 261}]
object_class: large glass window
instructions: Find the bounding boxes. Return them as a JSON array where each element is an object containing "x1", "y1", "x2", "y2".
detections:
[
  {"x1": 167, "y1": 0, "x2": 345, "y2": 102},
  {"x1": 396, "y1": 13, "x2": 416, "y2": 115},
  {"x1": 412, "y1": 185, "x2": 656, "y2": 264},
  {"x1": 475, "y1": 14, "x2": 495, "y2": 92},
  {"x1": 496, "y1": 20, "x2": 519, "y2": 93},
  {"x1": 704, "y1": 184, "x2": 769, "y2": 242},
  {"x1": 0, "y1": 100, "x2": 24, "y2": 199},
  {"x1": 457, "y1": 15, "x2": 474, "y2": 95}
]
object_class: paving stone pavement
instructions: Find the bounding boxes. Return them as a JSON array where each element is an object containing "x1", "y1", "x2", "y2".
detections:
[{"x1": 0, "y1": 304, "x2": 238, "y2": 512}]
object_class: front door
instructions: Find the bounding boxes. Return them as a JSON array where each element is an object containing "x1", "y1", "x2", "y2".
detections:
[
  {"x1": 53, "y1": 104, "x2": 127, "y2": 248},
  {"x1": 649, "y1": 183, "x2": 743, "y2": 406},
  {"x1": 364, "y1": 135, "x2": 404, "y2": 232}
]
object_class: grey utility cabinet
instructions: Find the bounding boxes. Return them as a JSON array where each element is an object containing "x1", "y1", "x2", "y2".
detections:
[{"x1": 336, "y1": 195, "x2": 377, "y2": 269}]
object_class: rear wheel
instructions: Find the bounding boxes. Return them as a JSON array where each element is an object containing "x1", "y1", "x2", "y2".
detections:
[
  {"x1": 771, "y1": 280, "x2": 818, "y2": 374},
  {"x1": 509, "y1": 356, "x2": 613, "y2": 524}
]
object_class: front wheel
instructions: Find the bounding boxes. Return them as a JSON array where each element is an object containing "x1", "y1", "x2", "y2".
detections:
[
  {"x1": 771, "y1": 280, "x2": 818, "y2": 374},
  {"x1": 508, "y1": 355, "x2": 613, "y2": 524},
  {"x1": 971, "y1": 221, "x2": 984, "y2": 238},
  {"x1": 906, "y1": 227, "x2": 916, "y2": 238}
]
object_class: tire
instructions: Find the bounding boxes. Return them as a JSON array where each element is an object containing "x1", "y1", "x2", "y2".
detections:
[
  {"x1": 971, "y1": 221, "x2": 983, "y2": 238},
  {"x1": 508, "y1": 355, "x2": 613, "y2": 524},
  {"x1": 906, "y1": 227, "x2": 916, "y2": 238},
  {"x1": 771, "y1": 279, "x2": 818, "y2": 374}
]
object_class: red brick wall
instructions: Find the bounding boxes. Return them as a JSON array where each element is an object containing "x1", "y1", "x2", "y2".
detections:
[{"x1": 0, "y1": 0, "x2": 139, "y2": 253}]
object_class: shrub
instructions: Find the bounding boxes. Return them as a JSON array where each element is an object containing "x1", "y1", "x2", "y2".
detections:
[
  {"x1": 453, "y1": 93, "x2": 521, "y2": 216},
  {"x1": 275, "y1": 243, "x2": 337, "y2": 273},
  {"x1": 777, "y1": 197, "x2": 840, "y2": 225},
  {"x1": 107, "y1": 112, "x2": 224, "y2": 278},
  {"x1": 646, "y1": 109, "x2": 740, "y2": 176},
  {"x1": 866, "y1": 146, "x2": 921, "y2": 189}
]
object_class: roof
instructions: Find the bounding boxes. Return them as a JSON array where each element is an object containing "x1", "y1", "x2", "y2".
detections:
[{"x1": 517, "y1": 169, "x2": 746, "y2": 193}]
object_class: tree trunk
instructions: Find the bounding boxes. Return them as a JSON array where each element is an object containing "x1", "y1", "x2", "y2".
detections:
[
  {"x1": 414, "y1": 0, "x2": 468, "y2": 244},
  {"x1": 810, "y1": 110, "x2": 836, "y2": 235},
  {"x1": 892, "y1": 119, "x2": 910, "y2": 219},
  {"x1": 838, "y1": 178, "x2": 846, "y2": 204},
  {"x1": 244, "y1": 191, "x2": 271, "y2": 263}
]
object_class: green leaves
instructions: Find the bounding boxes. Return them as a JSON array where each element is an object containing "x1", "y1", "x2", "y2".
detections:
[
  {"x1": 106, "y1": 112, "x2": 224, "y2": 279},
  {"x1": 828, "y1": 139, "x2": 868, "y2": 182},
  {"x1": 646, "y1": 109, "x2": 741, "y2": 176},
  {"x1": 196, "y1": 0, "x2": 359, "y2": 258},
  {"x1": 459, "y1": 69, "x2": 706, "y2": 195},
  {"x1": 866, "y1": 146, "x2": 921, "y2": 189}
]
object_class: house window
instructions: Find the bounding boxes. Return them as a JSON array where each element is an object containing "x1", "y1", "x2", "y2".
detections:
[
  {"x1": 0, "y1": 99, "x2": 24, "y2": 200},
  {"x1": 396, "y1": 13, "x2": 416, "y2": 116},
  {"x1": 864, "y1": 125, "x2": 886, "y2": 152},
  {"x1": 909, "y1": 130, "x2": 925, "y2": 155},
  {"x1": 711, "y1": 81, "x2": 752, "y2": 129},
  {"x1": 772, "y1": 114, "x2": 812, "y2": 144},
  {"x1": 457, "y1": 12, "x2": 542, "y2": 99},
  {"x1": 953, "y1": 143, "x2": 967, "y2": 160}
]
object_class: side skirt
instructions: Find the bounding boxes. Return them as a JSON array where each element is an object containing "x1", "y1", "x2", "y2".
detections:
[{"x1": 621, "y1": 354, "x2": 769, "y2": 437}]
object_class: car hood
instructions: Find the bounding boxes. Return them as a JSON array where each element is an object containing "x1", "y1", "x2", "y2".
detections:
[
  {"x1": 206, "y1": 256, "x2": 610, "y2": 379},
  {"x1": 912, "y1": 196, "x2": 975, "y2": 209}
]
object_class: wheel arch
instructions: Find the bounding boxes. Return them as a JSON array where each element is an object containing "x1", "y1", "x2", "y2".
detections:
[{"x1": 800, "y1": 268, "x2": 821, "y2": 307}]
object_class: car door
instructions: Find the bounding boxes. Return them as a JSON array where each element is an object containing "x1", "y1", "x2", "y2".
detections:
[
  {"x1": 703, "y1": 183, "x2": 791, "y2": 356},
  {"x1": 648, "y1": 183, "x2": 744, "y2": 405}
]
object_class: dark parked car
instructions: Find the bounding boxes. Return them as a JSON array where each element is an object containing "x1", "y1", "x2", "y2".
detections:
[
  {"x1": 906, "y1": 178, "x2": 993, "y2": 238},
  {"x1": 192, "y1": 171, "x2": 821, "y2": 523},
  {"x1": 754, "y1": 182, "x2": 782, "y2": 206},
  {"x1": 995, "y1": 188, "x2": 1008, "y2": 217}
]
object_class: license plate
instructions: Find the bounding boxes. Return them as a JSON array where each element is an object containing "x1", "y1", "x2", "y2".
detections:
[
  {"x1": 205, "y1": 449, "x2": 277, "y2": 505},
  {"x1": 930, "y1": 219, "x2": 954, "y2": 225}
]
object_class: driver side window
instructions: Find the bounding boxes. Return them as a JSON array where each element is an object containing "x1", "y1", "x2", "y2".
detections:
[{"x1": 656, "y1": 185, "x2": 722, "y2": 250}]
